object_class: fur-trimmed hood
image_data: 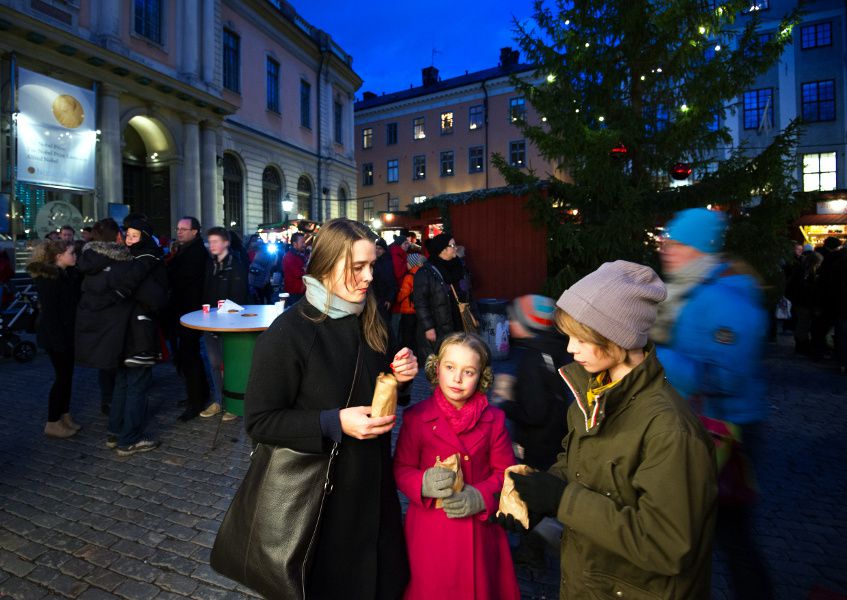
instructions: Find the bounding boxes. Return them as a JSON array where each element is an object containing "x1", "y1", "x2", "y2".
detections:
[
  {"x1": 77, "y1": 241, "x2": 132, "y2": 276},
  {"x1": 82, "y1": 241, "x2": 132, "y2": 261},
  {"x1": 26, "y1": 261, "x2": 61, "y2": 279}
]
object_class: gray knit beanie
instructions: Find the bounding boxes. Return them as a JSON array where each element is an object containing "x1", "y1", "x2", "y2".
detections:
[{"x1": 556, "y1": 260, "x2": 667, "y2": 349}]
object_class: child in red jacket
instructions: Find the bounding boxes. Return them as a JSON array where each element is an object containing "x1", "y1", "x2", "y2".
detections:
[{"x1": 394, "y1": 332, "x2": 519, "y2": 600}]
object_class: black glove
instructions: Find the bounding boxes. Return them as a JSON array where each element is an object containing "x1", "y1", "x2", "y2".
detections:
[
  {"x1": 489, "y1": 511, "x2": 529, "y2": 533},
  {"x1": 510, "y1": 471, "x2": 567, "y2": 518}
]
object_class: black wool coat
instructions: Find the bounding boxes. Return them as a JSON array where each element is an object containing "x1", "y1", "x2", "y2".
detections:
[
  {"x1": 29, "y1": 263, "x2": 81, "y2": 353},
  {"x1": 245, "y1": 301, "x2": 409, "y2": 600},
  {"x1": 166, "y1": 236, "x2": 208, "y2": 320},
  {"x1": 201, "y1": 253, "x2": 249, "y2": 306}
]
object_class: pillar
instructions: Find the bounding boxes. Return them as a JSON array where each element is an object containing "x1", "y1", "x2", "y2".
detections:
[
  {"x1": 201, "y1": 122, "x2": 219, "y2": 228},
  {"x1": 182, "y1": 116, "x2": 202, "y2": 219},
  {"x1": 202, "y1": 0, "x2": 217, "y2": 85},
  {"x1": 181, "y1": 0, "x2": 200, "y2": 82},
  {"x1": 98, "y1": 85, "x2": 123, "y2": 211}
]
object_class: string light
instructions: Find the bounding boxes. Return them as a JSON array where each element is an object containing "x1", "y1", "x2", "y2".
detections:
[
  {"x1": 598, "y1": 115, "x2": 605, "y2": 122},
  {"x1": 584, "y1": 42, "x2": 590, "y2": 48},
  {"x1": 680, "y1": 104, "x2": 689, "y2": 112},
  {"x1": 714, "y1": 44, "x2": 722, "y2": 51},
  {"x1": 698, "y1": 26, "x2": 707, "y2": 35}
]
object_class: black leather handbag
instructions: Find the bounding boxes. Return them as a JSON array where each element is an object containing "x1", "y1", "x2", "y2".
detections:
[{"x1": 210, "y1": 344, "x2": 362, "y2": 599}]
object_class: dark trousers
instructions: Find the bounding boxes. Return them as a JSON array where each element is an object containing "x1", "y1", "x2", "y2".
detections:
[
  {"x1": 46, "y1": 349, "x2": 74, "y2": 422},
  {"x1": 109, "y1": 365, "x2": 153, "y2": 447},
  {"x1": 98, "y1": 368, "x2": 117, "y2": 411},
  {"x1": 715, "y1": 424, "x2": 773, "y2": 600},
  {"x1": 175, "y1": 327, "x2": 209, "y2": 411},
  {"x1": 399, "y1": 314, "x2": 417, "y2": 355}
]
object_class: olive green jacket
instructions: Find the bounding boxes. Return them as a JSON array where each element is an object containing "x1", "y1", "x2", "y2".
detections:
[{"x1": 550, "y1": 345, "x2": 717, "y2": 600}]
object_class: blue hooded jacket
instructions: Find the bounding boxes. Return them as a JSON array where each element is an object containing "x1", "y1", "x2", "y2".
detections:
[{"x1": 656, "y1": 262, "x2": 768, "y2": 424}]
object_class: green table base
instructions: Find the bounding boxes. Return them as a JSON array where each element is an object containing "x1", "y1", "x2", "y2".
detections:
[{"x1": 220, "y1": 331, "x2": 260, "y2": 417}]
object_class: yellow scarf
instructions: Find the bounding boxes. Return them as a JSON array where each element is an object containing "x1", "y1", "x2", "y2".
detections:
[{"x1": 585, "y1": 371, "x2": 622, "y2": 411}]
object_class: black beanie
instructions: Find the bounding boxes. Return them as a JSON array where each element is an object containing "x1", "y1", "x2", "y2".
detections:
[
  {"x1": 125, "y1": 218, "x2": 154, "y2": 239},
  {"x1": 426, "y1": 233, "x2": 451, "y2": 257}
]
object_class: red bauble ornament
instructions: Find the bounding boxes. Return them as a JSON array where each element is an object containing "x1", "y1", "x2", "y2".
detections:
[
  {"x1": 670, "y1": 162, "x2": 692, "y2": 180},
  {"x1": 610, "y1": 143, "x2": 628, "y2": 158}
]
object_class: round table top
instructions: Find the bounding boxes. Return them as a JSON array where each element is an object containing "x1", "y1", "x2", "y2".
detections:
[{"x1": 180, "y1": 305, "x2": 281, "y2": 333}]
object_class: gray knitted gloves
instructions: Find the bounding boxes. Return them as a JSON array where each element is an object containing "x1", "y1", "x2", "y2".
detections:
[
  {"x1": 421, "y1": 467, "x2": 456, "y2": 499},
  {"x1": 442, "y1": 485, "x2": 485, "y2": 519}
]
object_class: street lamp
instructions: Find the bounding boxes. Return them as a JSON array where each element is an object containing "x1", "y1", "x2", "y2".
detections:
[{"x1": 281, "y1": 193, "x2": 294, "y2": 224}]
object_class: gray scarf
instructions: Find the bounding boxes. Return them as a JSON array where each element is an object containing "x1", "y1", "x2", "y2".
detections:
[
  {"x1": 651, "y1": 255, "x2": 720, "y2": 344},
  {"x1": 303, "y1": 275, "x2": 365, "y2": 319}
]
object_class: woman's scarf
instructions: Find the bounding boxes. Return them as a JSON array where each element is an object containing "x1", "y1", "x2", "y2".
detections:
[
  {"x1": 651, "y1": 254, "x2": 720, "y2": 344},
  {"x1": 434, "y1": 386, "x2": 488, "y2": 434},
  {"x1": 303, "y1": 275, "x2": 366, "y2": 319},
  {"x1": 428, "y1": 256, "x2": 464, "y2": 285}
]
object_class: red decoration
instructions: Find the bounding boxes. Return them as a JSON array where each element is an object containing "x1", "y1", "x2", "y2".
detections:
[
  {"x1": 670, "y1": 162, "x2": 692, "y2": 180},
  {"x1": 610, "y1": 143, "x2": 628, "y2": 158}
]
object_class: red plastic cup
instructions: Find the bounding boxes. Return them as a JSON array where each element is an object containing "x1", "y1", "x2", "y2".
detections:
[{"x1": 202, "y1": 304, "x2": 210, "y2": 313}]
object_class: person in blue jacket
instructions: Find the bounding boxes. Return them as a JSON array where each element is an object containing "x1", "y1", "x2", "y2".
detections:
[{"x1": 651, "y1": 207, "x2": 771, "y2": 600}]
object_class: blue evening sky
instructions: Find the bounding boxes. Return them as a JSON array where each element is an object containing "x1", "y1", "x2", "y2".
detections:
[{"x1": 294, "y1": 0, "x2": 537, "y2": 99}]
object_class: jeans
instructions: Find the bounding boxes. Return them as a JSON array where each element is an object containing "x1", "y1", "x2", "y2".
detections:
[
  {"x1": 98, "y1": 368, "x2": 117, "y2": 410},
  {"x1": 109, "y1": 365, "x2": 153, "y2": 447},
  {"x1": 46, "y1": 349, "x2": 74, "y2": 422},
  {"x1": 204, "y1": 332, "x2": 223, "y2": 406}
]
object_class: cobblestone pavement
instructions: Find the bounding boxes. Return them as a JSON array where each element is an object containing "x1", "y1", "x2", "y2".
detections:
[{"x1": 0, "y1": 333, "x2": 845, "y2": 599}]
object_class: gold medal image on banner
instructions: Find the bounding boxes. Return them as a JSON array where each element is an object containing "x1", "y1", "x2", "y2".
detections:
[{"x1": 51, "y1": 94, "x2": 85, "y2": 128}]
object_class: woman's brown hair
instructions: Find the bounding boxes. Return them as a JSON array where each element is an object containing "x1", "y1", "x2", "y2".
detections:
[
  {"x1": 424, "y1": 332, "x2": 494, "y2": 392},
  {"x1": 26, "y1": 240, "x2": 73, "y2": 278},
  {"x1": 306, "y1": 218, "x2": 388, "y2": 354}
]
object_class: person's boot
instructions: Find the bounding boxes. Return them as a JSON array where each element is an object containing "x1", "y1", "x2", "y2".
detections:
[
  {"x1": 60, "y1": 413, "x2": 82, "y2": 431},
  {"x1": 45, "y1": 420, "x2": 76, "y2": 438}
]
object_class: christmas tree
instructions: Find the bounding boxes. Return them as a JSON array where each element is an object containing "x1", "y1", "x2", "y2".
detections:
[{"x1": 495, "y1": 0, "x2": 806, "y2": 295}]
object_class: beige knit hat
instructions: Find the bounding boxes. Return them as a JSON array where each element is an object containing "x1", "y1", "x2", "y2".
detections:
[{"x1": 556, "y1": 260, "x2": 667, "y2": 349}]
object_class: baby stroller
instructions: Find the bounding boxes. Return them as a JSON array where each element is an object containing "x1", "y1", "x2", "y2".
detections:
[{"x1": 0, "y1": 283, "x2": 38, "y2": 362}]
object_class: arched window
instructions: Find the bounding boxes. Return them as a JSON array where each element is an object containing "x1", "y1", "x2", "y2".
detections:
[
  {"x1": 296, "y1": 175, "x2": 312, "y2": 220},
  {"x1": 222, "y1": 154, "x2": 243, "y2": 233},
  {"x1": 337, "y1": 186, "x2": 348, "y2": 218},
  {"x1": 262, "y1": 167, "x2": 282, "y2": 223}
]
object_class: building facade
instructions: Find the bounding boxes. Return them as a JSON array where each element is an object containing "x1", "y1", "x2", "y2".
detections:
[
  {"x1": 0, "y1": 0, "x2": 360, "y2": 243},
  {"x1": 353, "y1": 48, "x2": 562, "y2": 222}
]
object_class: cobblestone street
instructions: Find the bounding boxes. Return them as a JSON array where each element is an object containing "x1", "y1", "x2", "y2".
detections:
[{"x1": 1, "y1": 333, "x2": 845, "y2": 599}]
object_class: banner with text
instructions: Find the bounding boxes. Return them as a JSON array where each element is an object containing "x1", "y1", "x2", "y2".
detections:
[{"x1": 16, "y1": 68, "x2": 97, "y2": 190}]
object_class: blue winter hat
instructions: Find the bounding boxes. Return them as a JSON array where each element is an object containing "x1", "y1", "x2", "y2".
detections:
[{"x1": 665, "y1": 208, "x2": 727, "y2": 254}]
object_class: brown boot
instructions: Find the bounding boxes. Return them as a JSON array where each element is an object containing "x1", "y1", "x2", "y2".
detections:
[
  {"x1": 60, "y1": 413, "x2": 81, "y2": 431},
  {"x1": 45, "y1": 420, "x2": 76, "y2": 438}
]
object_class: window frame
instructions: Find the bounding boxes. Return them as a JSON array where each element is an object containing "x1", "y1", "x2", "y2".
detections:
[
  {"x1": 509, "y1": 97, "x2": 526, "y2": 123},
  {"x1": 387, "y1": 122, "x2": 398, "y2": 145},
  {"x1": 361, "y1": 162, "x2": 374, "y2": 186},
  {"x1": 333, "y1": 101, "x2": 343, "y2": 145},
  {"x1": 801, "y1": 80, "x2": 836, "y2": 123},
  {"x1": 222, "y1": 28, "x2": 241, "y2": 93},
  {"x1": 742, "y1": 88, "x2": 774, "y2": 130},
  {"x1": 800, "y1": 22, "x2": 833, "y2": 50},
  {"x1": 509, "y1": 140, "x2": 526, "y2": 168},
  {"x1": 413, "y1": 155, "x2": 426, "y2": 181},
  {"x1": 469, "y1": 105, "x2": 484, "y2": 130},
  {"x1": 266, "y1": 56, "x2": 280, "y2": 113},
  {"x1": 363, "y1": 199, "x2": 374, "y2": 221},
  {"x1": 133, "y1": 0, "x2": 163, "y2": 46},
  {"x1": 440, "y1": 111, "x2": 454, "y2": 135},
  {"x1": 802, "y1": 152, "x2": 837, "y2": 192},
  {"x1": 300, "y1": 79, "x2": 312, "y2": 129},
  {"x1": 413, "y1": 117, "x2": 426, "y2": 140},
  {"x1": 468, "y1": 145, "x2": 485, "y2": 173},
  {"x1": 387, "y1": 159, "x2": 399, "y2": 183},
  {"x1": 362, "y1": 127, "x2": 373, "y2": 149},
  {"x1": 440, "y1": 150, "x2": 454, "y2": 177}
]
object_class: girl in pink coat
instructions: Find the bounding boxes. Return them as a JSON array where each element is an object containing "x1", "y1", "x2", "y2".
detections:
[{"x1": 394, "y1": 332, "x2": 520, "y2": 600}]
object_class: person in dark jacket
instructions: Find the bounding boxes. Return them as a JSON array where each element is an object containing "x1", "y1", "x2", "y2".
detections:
[
  {"x1": 166, "y1": 216, "x2": 210, "y2": 421},
  {"x1": 199, "y1": 227, "x2": 249, "y2": 420},
  {"x1": 413, "y1": 233, "x2": 474, "y2": 363},
  {"x1": 27, "y1": 240, "x2": 82, "y2": 438},
  {"x1": 785, "y1": 248, "x2": 823, "y2": 355},
  {"x1": 372, "y1": 238, "x2": 398, "y2": 324},
  {"x1": 244, "y1": 218, "x2": 417, "y2": 599}
]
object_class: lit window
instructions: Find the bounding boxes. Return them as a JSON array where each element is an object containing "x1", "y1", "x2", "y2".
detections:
[
  {"x1": 803, "y1": 152, "x2": 836, "y2": 192},
  {"x1": 743, "y1": 88, "x2": 773, "y2": 130},
  {"x1": 509, "y1": 140, "x2": 526, "y2": 167},
  {"x1": 362, "y1": 128, "x2": 373, "y2": 149},
  {"x1": 801, "y1": 22, "x2": 832, "y2": 50},
  {"x1": 135, "y1": 0, "x2": 162, "y2": 45},
  {"x1": 266, "y1": 57, "x2": 280, "y2": 112},
  {"x1": 441, "y1": 112, "x2": 454, "y2": 134},
  {"x1": 440, "y1": 151, "x2": 454, "y2": 177},
  {"x1": 362, "y1": 163, "x2": 373, "y2": 186},
  {"x1": 469, "y1": 105, "x2": 484, "y2": 130},
  {"x1": 389, "y1": 198, "x2": 400, "y2": 212},
  {"x1": 801, "y1": 80, "x2": 836, "y2": 122},
  {"x1": 223, "y1": 29, "x2": 240, "y2": 92},
  {"x1": 509, "y1": 97, "x2": 526, "y2": 123},
  {"x1": 413, "y1": 117, "x2": 425, "y2": 140},
  {"x1": 363, "y1": 199, "x2": 374, "y2": 221},
  {"x1": 413, "y1": 195, "x2": 427, "y2": 204},
  {"x1": 743, "y1": 0, "x2": 769, "y2": 13},
  {"x1": 469, "y1": 146, "x2": 485, "y2": 173},
  {"x1": 387, "y1": 159, "x2": 399, "y2": 183},
  {"x1": 413, "y1": 155, "x2": 426, "y2": 180},
  {"x1": 387, "y1": 122, "x2": 398, "y2": 145}
]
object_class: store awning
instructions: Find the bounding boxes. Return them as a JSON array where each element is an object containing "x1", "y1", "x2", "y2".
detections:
[{"x1": 795, "y1": 214, "x2": 847, "y2": 226}]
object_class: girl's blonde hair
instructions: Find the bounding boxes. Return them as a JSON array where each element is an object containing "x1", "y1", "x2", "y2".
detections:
[
  {"x1": 554, "y1": 308, "x2": 627, "y2": 363},
  {"x1": 424, "y1": 332, "x2": 493, "y2": 392},
  {"x1": 306, "y1": 218, "x2": 387, "y2": 354}
]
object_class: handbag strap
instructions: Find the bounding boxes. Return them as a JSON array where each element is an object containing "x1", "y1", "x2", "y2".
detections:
[{"x1": 449, "y1": 284, "x2": 461, "y2": 303}]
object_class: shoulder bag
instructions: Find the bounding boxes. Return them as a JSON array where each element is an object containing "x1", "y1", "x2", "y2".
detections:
[
  {"x1": 210, "y1": 343, "x2": 363, "y2": 599},
  {"x1": 450, "y1": 284, "x2": 479, "y2": 333}
]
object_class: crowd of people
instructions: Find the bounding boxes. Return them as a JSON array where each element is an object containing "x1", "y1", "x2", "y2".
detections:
[{"x1": 18, "y1": 208, "x2": 842, "y2": 599}]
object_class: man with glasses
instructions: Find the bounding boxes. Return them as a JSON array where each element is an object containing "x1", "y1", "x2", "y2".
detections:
[{"x1": 166, "y1": 216, "x2": 210, "y2": 421}]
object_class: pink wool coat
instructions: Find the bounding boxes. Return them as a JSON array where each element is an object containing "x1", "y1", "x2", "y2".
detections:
[{"x1": 394, "y1": 397, "x2": 520, "y2": 600}]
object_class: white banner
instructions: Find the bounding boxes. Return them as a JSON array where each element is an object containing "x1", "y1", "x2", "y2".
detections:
[{"x1": 16, "y1": 68, "x2": 97, "y2": 190}]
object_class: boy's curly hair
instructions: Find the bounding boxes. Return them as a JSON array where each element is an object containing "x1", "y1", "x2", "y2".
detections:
[{"x1": 423, "y1": 332, "x2": 493, "y2": 393}]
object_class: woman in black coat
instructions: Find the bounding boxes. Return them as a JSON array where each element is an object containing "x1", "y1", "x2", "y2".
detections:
[
  {"x1": 245, "y1": 218, "x2": 418, "y2": 599},
  {"x1": 27, "y1": 240, "x2": 82, "y2": 438},
  {"x1": 412, "y1": 233, "x2": 474, "y2": 362}
]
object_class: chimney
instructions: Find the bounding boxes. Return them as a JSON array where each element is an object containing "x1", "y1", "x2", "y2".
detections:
[
  {"x1": 499, "y1": 47, "x2": 520, "y2": 68},
  {"x1": 363, "y1": 91, "x2": 377, "y2": 101},
  {"x1": 422, "y1": 66, "x2": 439, "y2": 87}
]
